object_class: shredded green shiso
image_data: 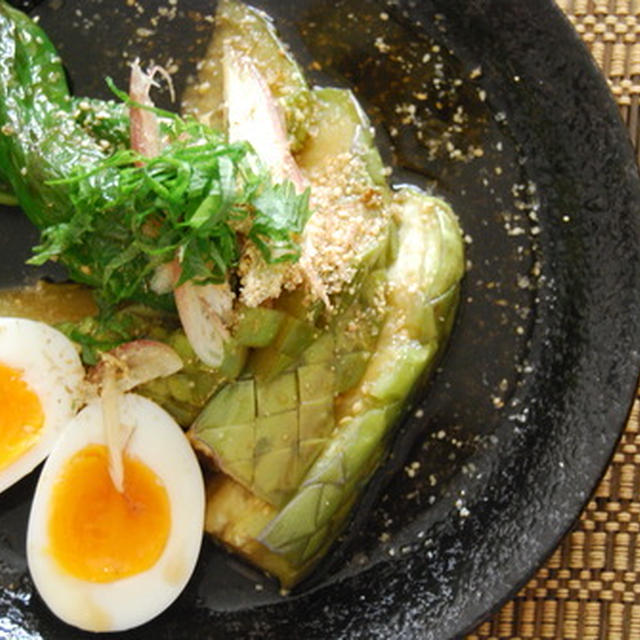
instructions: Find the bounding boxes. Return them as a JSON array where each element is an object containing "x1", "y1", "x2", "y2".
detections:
[{"x1": 29, "y1": 99, "x2": 311, "y2": 311}]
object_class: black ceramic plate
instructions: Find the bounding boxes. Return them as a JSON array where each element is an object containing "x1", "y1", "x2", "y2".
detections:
[{"x1": 1, "y1": 0, "x2": 639, "y2": 638}]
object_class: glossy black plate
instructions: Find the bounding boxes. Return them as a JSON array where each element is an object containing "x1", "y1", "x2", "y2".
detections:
[{"x1": 1, "y1": 0, "x2": 639, "y2": 638}]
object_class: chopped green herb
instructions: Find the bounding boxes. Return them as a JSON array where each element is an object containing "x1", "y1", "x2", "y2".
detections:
[{"x1": 27, "y1": 108, "x2": 311, "y2": 311}]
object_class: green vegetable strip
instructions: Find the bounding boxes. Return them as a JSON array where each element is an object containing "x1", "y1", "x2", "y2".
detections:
[
  {"x1": 190, "y1": 277, "x2": 386, "y2": 509},
  {"x1": 258, "y1": 191, "x2": 464, "y2": 570},
  {"x1": 199, "y1": 191, "x2": 463, "y2": 587}
]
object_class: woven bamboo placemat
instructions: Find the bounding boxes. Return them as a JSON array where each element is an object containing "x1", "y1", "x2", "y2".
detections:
[{"x1": 467, "y1": 2, "x2": 640, "y2": 638}]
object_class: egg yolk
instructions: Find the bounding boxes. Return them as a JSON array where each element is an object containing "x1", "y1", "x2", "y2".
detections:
[
  {"x1": 0, "y1": 363, "x2": 44, "y2": 470},
  {"x1": 48, "y1": 444, "x2": 171, "y2": 583}
]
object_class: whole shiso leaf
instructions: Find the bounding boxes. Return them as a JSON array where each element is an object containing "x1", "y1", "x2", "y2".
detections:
[{"x1": 0, "y1": 1, "x2": 108, "y2": 230}]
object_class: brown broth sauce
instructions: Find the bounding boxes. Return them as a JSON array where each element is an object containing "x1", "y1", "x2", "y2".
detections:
[{"x1": 0, "y1": 281, "x2": 97, "y2": 325}]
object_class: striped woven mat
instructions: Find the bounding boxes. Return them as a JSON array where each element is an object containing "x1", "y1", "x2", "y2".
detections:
[{"x1": 467, "y1": 2, "x2": 640, "y2": 638}]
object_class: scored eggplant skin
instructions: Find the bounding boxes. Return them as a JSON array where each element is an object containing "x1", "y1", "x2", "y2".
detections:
[
  {"x1": 190, "y1": 267, "x2": 387, "y2": 509},
  {"x1": 259, "y1": 190, "x2": 463, "y2": 566},
  {"x1": 200, "y1": 190, "x2": 463, "y2": 587}
]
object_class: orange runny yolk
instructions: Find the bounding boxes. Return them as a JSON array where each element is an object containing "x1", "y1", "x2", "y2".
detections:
[
  {"x1": 48, "y1": 444, "x2": 171, "y2": 582},
  {"x1": 0, "y1": 362, "x2": 44, "y2": 470}
]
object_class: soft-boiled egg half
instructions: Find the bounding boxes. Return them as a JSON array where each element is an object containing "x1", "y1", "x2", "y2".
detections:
[
  {"x1": 27, "y1": 393, "x2": 205, "y2": 632},
  {"x1": 0, "y1": 317, "x2": 84, "y2": 492}
]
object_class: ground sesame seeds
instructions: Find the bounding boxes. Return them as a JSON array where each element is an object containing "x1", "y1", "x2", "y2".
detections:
[
  {"x1": 298, "y1": 150, "x2": 391, "y2": 302},
  {"x1": 404, "y1": 461, "x2": 421, "y2": 478},
  {"x1": 135, "y1": 26, "x2": 155, "y2": 38},
  {"x1": 374, "y1": 36, "x2": 391, "y2": 54}
]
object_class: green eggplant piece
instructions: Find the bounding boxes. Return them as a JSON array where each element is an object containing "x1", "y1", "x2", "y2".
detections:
[
  {"x1": 190, "y1": 271, "x2": 387, "y2": 508},
  {"x1": 137, "y1": 329, "x2": 252, "y2": 427},
  {"x1": 233, "y1": 306, "x2": 285, "y2": 348},
  {"x1": 258, "y1": 189, "x2": 463, "y2": 569},
  {"x1": 200, "y1": 189, "x2": 463, "y2": 586},
  {"x1": 298, "y1": 87, "x2": 387, "y2": 187},
  {"x1": 192, "y1": 343, "x2": 335, "y2": 508},
  {"x1": 245, "y1": 310, "x2": 318, "y2": 379},
  {"x1": 181, "y1": 0, "x2": 312, "y2": 150}
]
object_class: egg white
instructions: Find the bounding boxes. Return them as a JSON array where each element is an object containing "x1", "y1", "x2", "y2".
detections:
[
  {"x1": 26, "y1": 393, "x2": 205, "y2": 633},
  {"x1": 0, "y1": 317, "x2": 84, "y2": 493}
]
